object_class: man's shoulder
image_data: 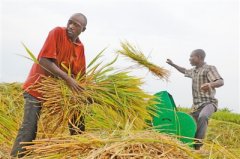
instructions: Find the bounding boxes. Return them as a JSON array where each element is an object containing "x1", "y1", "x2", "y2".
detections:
[
  {"x1": 203, "y1": 64, "x2": 216, "y2": 69},
  {"x1": 49, "y1": 27, "x2": 66, "y2": 34}
]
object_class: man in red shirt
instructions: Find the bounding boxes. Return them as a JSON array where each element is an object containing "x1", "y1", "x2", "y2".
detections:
[{"x1": 11, "y1": 13, "x2": 87, "y2": 157}]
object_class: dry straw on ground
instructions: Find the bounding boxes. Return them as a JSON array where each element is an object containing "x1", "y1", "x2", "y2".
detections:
[{"x1": 23, "y1": 130, "x2": 200, "y2": 159}]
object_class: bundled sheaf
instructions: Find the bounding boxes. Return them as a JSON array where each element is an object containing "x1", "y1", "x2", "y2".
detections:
[{"x1": 33, "y1": 73, "x2": 157, "y2": 134}]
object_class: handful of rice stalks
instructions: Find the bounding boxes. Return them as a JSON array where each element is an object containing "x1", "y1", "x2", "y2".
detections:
[{"x1": 117, "y1": 41, "x2": 169, "y2": 80}]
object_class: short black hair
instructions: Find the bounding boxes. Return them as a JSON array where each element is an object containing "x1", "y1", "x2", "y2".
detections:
[
  {"x1": 193, "y1": 49, "x2": 206, "y2": 60},
  {"x1": 70, "y1": 13, "x2": 87, "y2": 25}
]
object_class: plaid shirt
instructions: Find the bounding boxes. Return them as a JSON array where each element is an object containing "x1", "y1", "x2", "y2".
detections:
[{"x1": 185, "y1": 63, "x2": 223, "y2": 112}]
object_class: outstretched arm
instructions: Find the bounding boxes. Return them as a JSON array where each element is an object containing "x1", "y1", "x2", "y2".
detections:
[
  {"x1": 39, "y1": 57, "x2": 83, "y2": 93},
  {"x1": 166, "y1": 59, "x2": 186, "y2": 74}
]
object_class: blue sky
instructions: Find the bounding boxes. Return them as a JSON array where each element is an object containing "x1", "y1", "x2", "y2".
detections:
[{"x1": 0, "y1": 0, "x2": 239, "y2": 112}]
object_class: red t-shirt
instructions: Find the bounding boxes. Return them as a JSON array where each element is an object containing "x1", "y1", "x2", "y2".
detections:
[{"x1": 23, "y1": 27, "x2": 86, "y2": 99}]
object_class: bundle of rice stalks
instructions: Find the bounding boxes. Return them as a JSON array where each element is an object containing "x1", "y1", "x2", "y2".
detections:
[
  {"x1": 34, "y1": 75, "x2": 156, "y2": 135},
  {"x1": 117, "y1": 41, "x2": 169, "y2": 80},
  {"x1": 27, "y1": 48, "x2": 158, "y2": 135}
]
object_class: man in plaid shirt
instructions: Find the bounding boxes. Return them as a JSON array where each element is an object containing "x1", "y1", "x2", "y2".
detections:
[{"x1": 166, "y1": 49, "x2": 224, "y2": 150}]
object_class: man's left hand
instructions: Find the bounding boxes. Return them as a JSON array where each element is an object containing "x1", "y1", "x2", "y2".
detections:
[{"x1": 200, "y1": 83, "x2": 212, "y2": 92}]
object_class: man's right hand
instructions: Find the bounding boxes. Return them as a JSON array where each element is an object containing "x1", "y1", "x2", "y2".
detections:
[
  {"x1": 66, "y1": 76, "x2": 84, "y2": 93},
  {"x1": 39, "y1": 58, "x2": 84, "y2": 93},
  {"x1": 166, "y1": 59, "x2": 174, "y2": 66},
  {"x1": 166, "y1": 59, "x2": 186, "y2": 74}
]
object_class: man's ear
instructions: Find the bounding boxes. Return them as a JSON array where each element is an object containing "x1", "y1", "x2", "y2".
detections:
[{"x1": 82, "y1": 27, "x2": 86, "y2": 32}]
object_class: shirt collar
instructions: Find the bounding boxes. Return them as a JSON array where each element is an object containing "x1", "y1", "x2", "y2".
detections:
[
  {"x1": 73, "y1": 38, "x2": 82, "y2": 46},
  {"x1": 194, "y1": 62, "x2": 207, "y2": 73},
  {"x1": 195, "y1": 62, "x2": 206, "y2": 69}
]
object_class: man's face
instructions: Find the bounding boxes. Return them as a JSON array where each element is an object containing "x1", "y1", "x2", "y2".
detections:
[
  {"x1": 67, "y1": 18, "x2": 86, "y2": 41},
  {"x1": 189, "y1": 52, "x2": 201, "y2": 66}
]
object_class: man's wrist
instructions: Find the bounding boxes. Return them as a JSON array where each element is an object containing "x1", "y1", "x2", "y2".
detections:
[
  {"x1": 62, "y1": 73, "x2": 70, "y2": 81},
  {"x1": 209, "y1": 83, "x2": 214, "y2": 89}
]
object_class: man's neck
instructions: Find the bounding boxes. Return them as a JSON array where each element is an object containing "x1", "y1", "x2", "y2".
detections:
[
  {"x1": 196, "y1": 61, "x2": 205, "y2": 68},
  {"x1": 68, "y1": 34, "x2": 79, "y2": 43},
  {"x1": 70, "y1": 37, "x2": 77, "y2": 42}
]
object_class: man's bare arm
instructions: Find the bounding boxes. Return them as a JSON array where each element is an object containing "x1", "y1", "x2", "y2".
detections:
[
  {"x1": 210, "y1": 79, "x2": 224, "y2": 88},
  {"x1": 201, "y1": 79, "x2": 224, "y2": 92},
  {"x1": 166, "y1": 59, "x2": 186, "y2": 74},
  {"x1": 39, "y1": 57, "x2": 83, "y2": 92}
]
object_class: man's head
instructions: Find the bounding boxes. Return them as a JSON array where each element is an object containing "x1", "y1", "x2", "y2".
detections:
[
  {"x1": 67, "y1": 13, "x2": 87, "y2": 42},
  {"x1": 189, "y1": 49, "x2": 206, "y2": 66}
]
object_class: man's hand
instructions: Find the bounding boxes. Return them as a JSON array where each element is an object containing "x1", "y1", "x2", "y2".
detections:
[
  {"x1": 166, "y1": 59, "x2": 186, "y2": 74},
  {"x1": 66, "y1": 76, "x2": 84, "y2": 93},
  {"x1": 166, "y1": 59, "x2": 174, "y2": 66},
  {"x1": 200, "y1": 83, "x2": 212, "y2": 92},
  {"x1": 39, "y1": 58, "x2": 84, "y2": 93}
]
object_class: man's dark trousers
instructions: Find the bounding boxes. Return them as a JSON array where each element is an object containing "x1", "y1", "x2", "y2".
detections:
[
  {"x1": 11, "y1": 92, "x2": 41, "y2": 157},
  {"x1": 190, "y1": 103, "x2": 215, "y2": 149}
]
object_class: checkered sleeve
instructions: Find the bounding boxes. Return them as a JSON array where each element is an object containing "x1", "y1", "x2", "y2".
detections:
[
  {"x1": 184, "y1": 68, "x2": 193, "y2": 78},
  {"x1": 207, "y1": 66, "x2": 223, "y2": 82}
]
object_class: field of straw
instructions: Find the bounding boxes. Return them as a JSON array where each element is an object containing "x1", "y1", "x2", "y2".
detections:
[{"x1": 0, "y1": 42, "x2": 239, "y2": 158}]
